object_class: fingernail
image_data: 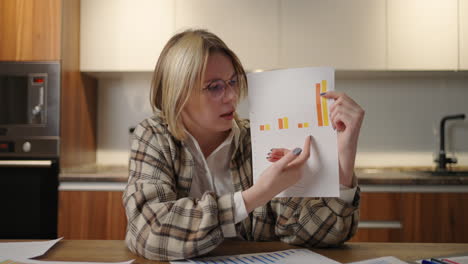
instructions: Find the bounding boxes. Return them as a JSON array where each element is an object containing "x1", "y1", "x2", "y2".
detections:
[
  {"x1": 292, "y1": 148, "x2": 302, "y2": 155},
  {"x1": 320, "y1": 92, "x2": 327, "y2": 96}
]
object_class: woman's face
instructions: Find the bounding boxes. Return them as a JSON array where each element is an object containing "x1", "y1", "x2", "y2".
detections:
[{"x1": 182, "y1": 52, "x2": 238, "y2": 137}]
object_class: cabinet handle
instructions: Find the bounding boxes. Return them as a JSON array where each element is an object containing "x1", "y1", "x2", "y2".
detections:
[
  {"x1": 0, "y1": 160, "x2": 53, "y2": 168},
  {"x1": 358, "y1": 221, "x2": 402, "y2": 229}
]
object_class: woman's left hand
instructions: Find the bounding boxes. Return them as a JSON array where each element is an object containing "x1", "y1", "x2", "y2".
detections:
[{"x1": 321, "y1": 91, "x2": 365, "y2": 187}]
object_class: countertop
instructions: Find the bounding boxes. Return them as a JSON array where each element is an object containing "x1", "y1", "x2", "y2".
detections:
[{"x1": 60, "y1": 164, "x2": 468, "y2": 185}]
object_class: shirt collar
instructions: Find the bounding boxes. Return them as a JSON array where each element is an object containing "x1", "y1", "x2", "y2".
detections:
[{"x1": 184, "y1": 119, "x2": 240, "y2": 159}]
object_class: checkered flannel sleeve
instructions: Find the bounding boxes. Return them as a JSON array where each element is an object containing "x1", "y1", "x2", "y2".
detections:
[
  {"x1": 251, "y1": 179, "x2": 360, "y2": 247},
  {"x1": 123, "y1": 121, "x2": 236, "y2": 261}
]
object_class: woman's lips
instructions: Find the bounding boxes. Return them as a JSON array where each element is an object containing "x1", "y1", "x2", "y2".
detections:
[{"x1": 220, "y1": 111, "x2": 234, "y2": 120}]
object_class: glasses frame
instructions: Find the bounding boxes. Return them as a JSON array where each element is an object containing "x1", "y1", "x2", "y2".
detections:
[{"x1": 202, "y1": 75, "x2": 239, "y2": 100}]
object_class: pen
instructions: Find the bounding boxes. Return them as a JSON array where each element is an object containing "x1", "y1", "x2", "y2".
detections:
[
  {"x1": 431, "y1": 258, "x2": 451, "y2": 264},
  {"x1": 442, "y1": 259, "x2": 461, "y2": 264},
  {"x1": 422, "y1": 260, "x2": 436, "y2": 264}
]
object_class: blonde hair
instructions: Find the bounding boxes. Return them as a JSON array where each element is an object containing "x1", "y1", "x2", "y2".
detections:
[{"x1": 150, "y1": 29, "x2": 248, "y2": 141}]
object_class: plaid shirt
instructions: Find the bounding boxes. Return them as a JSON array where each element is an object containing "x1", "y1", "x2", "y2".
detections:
[{"x1": 123, "y1": 111, "x2": 360, "y2": 261}]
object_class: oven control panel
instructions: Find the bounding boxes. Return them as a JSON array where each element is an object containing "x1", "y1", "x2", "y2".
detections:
[{"x1": 0, "y1": 142, "x2": 14, "y2": 153}]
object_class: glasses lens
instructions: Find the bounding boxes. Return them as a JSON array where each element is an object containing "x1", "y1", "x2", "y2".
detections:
[{"x1": 206, "y1": 80, "x2": 226, "y2": 99}]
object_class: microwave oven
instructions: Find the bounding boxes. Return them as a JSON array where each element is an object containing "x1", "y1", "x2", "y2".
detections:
[{"x1": 0, "y1": 61, "x2": 60, "y2": 158}]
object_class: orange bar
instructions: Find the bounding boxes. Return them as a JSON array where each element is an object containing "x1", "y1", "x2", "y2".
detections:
[
  {"x1": 316, "y1": 83, "x2": 323, "y2": 127},
  {"x1": 260, "y1": 125, "x2": 264, "y2": 131},
  {"x1": 278, "y1": 118, "x2": 283, "y2": 129},
  {"x1": 298, "y1": 123, "x2": 303, "y2": 128}
]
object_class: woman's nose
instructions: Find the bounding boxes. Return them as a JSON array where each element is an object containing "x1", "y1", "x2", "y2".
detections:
[{"x1": 222, "y1": 85, "x2": 237, "y2": 103}]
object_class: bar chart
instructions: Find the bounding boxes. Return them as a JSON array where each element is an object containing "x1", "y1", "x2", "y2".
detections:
[{"x1": 178, "y1": 249, "x2": 340, "y2": 264}]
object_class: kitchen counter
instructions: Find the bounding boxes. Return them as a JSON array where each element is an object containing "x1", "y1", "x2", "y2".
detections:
[{"x1": 60, "y1": 164, "x2": 468, "y2": 185}]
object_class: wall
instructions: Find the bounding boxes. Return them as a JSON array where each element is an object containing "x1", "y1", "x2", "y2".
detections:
[{"x1": 96, "y1": 72, "x2": 468, "y2": 167}]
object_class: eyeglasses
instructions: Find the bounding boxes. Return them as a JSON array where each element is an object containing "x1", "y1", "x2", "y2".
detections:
[{"x1": 202, "y1": 75, "x2": 239, "y2": 100}]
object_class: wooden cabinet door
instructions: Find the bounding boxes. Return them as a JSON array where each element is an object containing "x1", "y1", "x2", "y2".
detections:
[
  {"x1": 350, "y1": 192, "x2": 402, "y2": 242},
  {"x1": 0, "y1": 0, "x2": 61, "y2": 61},
  {"x1": 401, "y1": 193, "x2": 468, "y2": 243},
  {"x1": 279, "y1": 0, "x2": 386, "y2": 70},
  {"x1": 175, "y1": 0, "x2": 280, "y2": 71},
  {"x1": 387, "y1": 0, "x2": 458, "y2": 70},
  {"x1": 58, "y1": 191, "x2": 127, "y2": 240}
]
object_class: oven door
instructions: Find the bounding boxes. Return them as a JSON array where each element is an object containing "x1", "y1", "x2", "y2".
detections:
[{"x1": 0, "y1": 159, "x2": 58, "y2": 239}]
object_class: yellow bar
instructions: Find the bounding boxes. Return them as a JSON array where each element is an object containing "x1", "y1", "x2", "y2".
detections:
[
  {"x1": 283, "y1": 117, "x2": 289, "y2": 129},
  {"x1": 304, "y1": 122, "x2": 309, "y2": 128},
  {"x1": 265, "y1": 124, "x2": 270, "y2": 131},
  {"x1": 321, "y1": 80, "x2": 329, "y2": 126}
]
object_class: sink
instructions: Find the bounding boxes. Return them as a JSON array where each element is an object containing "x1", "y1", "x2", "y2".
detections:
[{"x1": 411, "y1": 170, "x2": 468, "y2": 177}]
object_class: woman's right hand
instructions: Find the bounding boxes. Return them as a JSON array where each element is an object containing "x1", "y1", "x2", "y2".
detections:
[{"x1": 242, "y1": 136, "x2": 311, "y2": 213}]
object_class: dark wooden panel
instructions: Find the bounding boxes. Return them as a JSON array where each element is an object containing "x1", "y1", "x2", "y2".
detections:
[
  {"x1": 349, "y1": 228, "x2": 402, "y2": 242},
  {"x1": 59, "y1": 0, "x2": 98, "y2": 168},
  {"x1": 0, "y1": 0, "x2": 61, "y2": 61},
  {"x1": 58, "y1": 191, "x2": 127, "y2": 239},
  {"x1": 401, "y1": 193, "x2": 468, "y2": 243},
  {"x1": 359, "y1": 192, "x2": 401, "y2": 221}
]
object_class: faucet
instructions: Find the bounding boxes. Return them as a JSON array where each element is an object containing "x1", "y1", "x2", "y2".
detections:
[{"x1": 436, "y1": 113, "x2": 466, "y2": 171}]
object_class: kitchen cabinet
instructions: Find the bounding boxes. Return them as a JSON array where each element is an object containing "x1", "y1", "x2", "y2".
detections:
[
  {"x1": 350, "y1": 191, "x2": 468, "y2": 243},
  {"x1": 279, "y1": 0, "x2": 386, "y2": 70},
  {"x1": 460, "y1": 0, "x2": 468, "y2": 69},
  {"x1": 175, "y1": 0, "x2": 280, "y2": 71},
  {"x1": 1, "y1": 0, "x2": 97, "y2": 169},
  {"x1": 401, "y1": 193, "x2": 468, "y2": 243},
  {"x1": 0, "y1": 0, "x2": 61, "y2": 61},
  {"x1": 58, "y1": 191, "x2": 127, "y2": 239},
  {"x1": 350, "y1": 193, "x2": 402, "y2": 242},
  {"x1": 80, "y1": 0, "x2": 174, "y2": 71},
  {"x1": 387, "y1": 0, "x2": 458, "y2": 70}
]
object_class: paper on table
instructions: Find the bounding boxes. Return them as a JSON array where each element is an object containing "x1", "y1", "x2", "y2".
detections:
[
  {"x1": 348, "y1": 256, "x2": 409, "y2": 264},
  {"x1": 0, "y1": 258, "x2": 134, "y2": 264},
  {"x1": 0, "y1": 238, "x2": 62, "y2": 259},
  {"x1": 170, "y1": 248, "x2": 341, "y2": 264},
  {"x1": 248, "y1": 67, "x2": 339, "y2": 197}
]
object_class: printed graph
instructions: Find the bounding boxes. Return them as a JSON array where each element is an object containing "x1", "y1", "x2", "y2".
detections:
[
  {"x1": 297, "y1": 122, "x2": 309, "y2": 128},
  {"x1": 259, "y1": 124, "x2": 271, "y2": 131},
  {"x1": 315, "y1": 80, "x2": 329, "y2": 127},
  {"x1": 183, "y1": 249, "x2": 340, "y2": 264},
  {"x1": 278, "y1": 117, "x2": 289, "y2": 129}
]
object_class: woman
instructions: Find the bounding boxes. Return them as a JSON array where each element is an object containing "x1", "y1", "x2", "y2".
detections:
[{"x1": 123, "y1": 29, "x2": 364, "y2": 261}]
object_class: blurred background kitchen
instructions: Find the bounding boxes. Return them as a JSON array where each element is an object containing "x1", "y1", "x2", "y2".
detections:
[{"x1": 1, "y1": 0, "x2": 467, "y2": 243}]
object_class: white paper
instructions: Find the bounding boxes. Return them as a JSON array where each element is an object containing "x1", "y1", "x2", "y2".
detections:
[
  {"x1": 0, "y1": 238, "x2": 62, "y2": 259},
  {"x1": 348, "y1": 256, "x2": 409, "y2": 264},
  {"x1": 170, "y1": 249, "x2": 340, "y2": 264},
  {"x1": 0, "y1": 258, "x2": 134, "y2": 264},
  {"x1": 248, "y1": 67, "x2": 339, "y2": 197}
]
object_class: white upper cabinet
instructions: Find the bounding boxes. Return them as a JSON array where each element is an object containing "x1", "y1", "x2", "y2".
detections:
[
  {"x1": 280, "y1": 0, "x2": 386, "y2": 70},
  {"x1": 175, "y1": 0, "x2": 280, "y2": 71},
  {"x1": 80, "y1": 0, "x2": 174, "y2": 71},
  {"x1": 460, "y1": 0, "x2": 468, "y2": 69},
  {"x1": 387, "y1": 0, "x2": 458, "y2": 70}
]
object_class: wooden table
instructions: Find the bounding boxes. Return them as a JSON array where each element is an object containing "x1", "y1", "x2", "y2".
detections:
[{"x1": 35, "y1": 240, "x2": 468, "y2": 263}]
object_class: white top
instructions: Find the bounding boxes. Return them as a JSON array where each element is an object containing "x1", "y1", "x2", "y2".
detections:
[{"x1": 186, "y1": 121, "x2": 357, "y2": 238}]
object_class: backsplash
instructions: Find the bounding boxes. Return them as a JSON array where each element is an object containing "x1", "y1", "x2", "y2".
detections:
[{"x1": 96, "y1": 72, "x2": 468, "y2": 167}]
